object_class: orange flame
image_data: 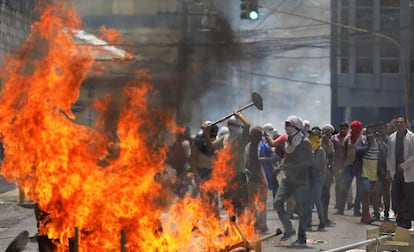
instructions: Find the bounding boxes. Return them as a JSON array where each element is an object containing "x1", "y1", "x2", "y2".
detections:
[{"x1": 0, "y1": 3, "x2": 257, "y2": 251}]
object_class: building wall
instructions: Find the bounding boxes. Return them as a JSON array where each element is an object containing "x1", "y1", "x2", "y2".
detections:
[
  {"x1": 0, "y1": 1, "x2": 37, "y2": 61},
  {"x1": 331, "y1": 0, "x2": 412, "y2": 126}
]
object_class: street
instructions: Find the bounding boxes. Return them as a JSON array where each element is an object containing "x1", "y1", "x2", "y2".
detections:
[{"x1": 0, "y1": 175, "x2": 394, "y2": 252}]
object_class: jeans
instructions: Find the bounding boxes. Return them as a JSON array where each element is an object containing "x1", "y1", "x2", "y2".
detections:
[
  {"x1": 322, "y1": 168, "x2": 334, "y2": 223},
  {"x1": 306, "y1": 175, "x2": 325, "y2": 227},
  {"x1": 338, "y1": 164, "x2": 361, "y2": 214},
  {"x1": 274, "y1": 179, "x2": 307, "y2": 243}
]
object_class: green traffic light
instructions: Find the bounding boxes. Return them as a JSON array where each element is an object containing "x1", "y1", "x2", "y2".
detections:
[{"x1": 248, "y1": 10, "x2": 259, "y2": 20}]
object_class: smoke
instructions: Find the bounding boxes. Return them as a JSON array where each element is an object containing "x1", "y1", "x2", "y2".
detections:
[
  {"x1": 187, "y1": 0, "x2": 332, "y2": 132},
  {"x1": 74, "y1": 0, "x2": 331, "y2": 134}
]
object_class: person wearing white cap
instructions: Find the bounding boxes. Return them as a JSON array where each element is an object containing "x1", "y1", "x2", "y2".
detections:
[
  {"x1": 303, "y1": 120, "x2": 311, "y2": 137},
  {"x1": 274, "y1": 115, "x2": 313, "y2": 247}
]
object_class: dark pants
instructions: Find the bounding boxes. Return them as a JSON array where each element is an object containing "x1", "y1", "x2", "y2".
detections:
[
  {"x1": 338, "y1": 164, "x2": 361, "y2": 214},
  {"x1": 274, "y1": 179, "x2": 307, "y2": 243},
  {"x1": 223, "y1": 173, "x2": 249, "y2": 216},
  {"x1": 393, "y1": 170, "x2": 414, "y2": 229},
  {"x1": 322, "y1": 168, "x2": 334, "y2": 223}
]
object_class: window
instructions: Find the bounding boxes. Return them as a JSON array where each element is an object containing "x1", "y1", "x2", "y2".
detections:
[
  {"x1": 356, "y1": 59, "x2": 373, "y2": 73},
  {"x1": 381, "y1": 9, "x2": 400, "y2": 38},
  {"x1": 381, "y1": 59, "x2": 399, "y2": 73},
  {"x1": 340, "y1": 58, "x2": 349, "y2": 73},
  {"x1": 356, "y1": 8, "x2": 373, "y2": 30},
  {"x1": 382, "y1": 0, "x2": 400, "y2": 7}
]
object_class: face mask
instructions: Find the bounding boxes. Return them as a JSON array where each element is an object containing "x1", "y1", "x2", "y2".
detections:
[
  {"x1": 285, "y1": 125, "x2": 298, "y2": 136},
  {"x1": 308, "y1": 135, "x2": 321, "y2": 151}
]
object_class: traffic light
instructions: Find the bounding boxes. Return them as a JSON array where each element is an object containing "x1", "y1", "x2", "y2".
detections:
[{"x1": 240, "y1": 0, "x2": 259, "y2": 20}]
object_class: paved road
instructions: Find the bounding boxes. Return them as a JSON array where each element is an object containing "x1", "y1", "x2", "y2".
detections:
[{"x1": 0, "y1": 179, "x2": 403, "y2": 252}]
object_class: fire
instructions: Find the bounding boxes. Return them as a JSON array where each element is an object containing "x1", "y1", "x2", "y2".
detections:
[{"x1": 0, "y1": 3, "x2": 257, "y2": 251}]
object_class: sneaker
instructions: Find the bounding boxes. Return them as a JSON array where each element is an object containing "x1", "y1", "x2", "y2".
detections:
[
  {"x1": 361, "y1": 215, "x2": 374, "y2": 224},
  {"x1": 384, "y1": 212, "x2": 390, "y2": 221},
  {"x1": 280, "y1": 230, "x2": 296, "y2": 241},
  {"x1": 291, "y1": 240, "x2": 307, "y2": 247},
  {"x1": 373, "y1": 214, "x2": 380, "y2": 222}
]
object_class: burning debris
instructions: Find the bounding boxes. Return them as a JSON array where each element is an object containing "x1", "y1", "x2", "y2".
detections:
[{"x1": 0, "y1": 3, "x2": 260, "y2": 251}]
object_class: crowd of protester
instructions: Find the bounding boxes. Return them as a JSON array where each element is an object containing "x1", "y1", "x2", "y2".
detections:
[{"x1": 165, "y1": 113, "x2": 414, "y2": 248}]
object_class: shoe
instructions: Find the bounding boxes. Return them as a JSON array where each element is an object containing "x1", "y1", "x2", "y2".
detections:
[
  {"x1": 384, "y1": 212, "x2": 390, "y2": 221},
  {"x1": 326, "y1": 219, "x2": 336, "y2": 227},
  {"x1": 280, "y1": 230, "x2": 296, "y2": 241},
  {"x1": 317, "y1": 224, "x2": 326, "y2": 231},
  {"x1": 334, "y1": 210, "x2": 344, "y2": 215},
  {"x1": 254, "y1": 223, "x2": 269, "y2": 233},
  {"x1": 347, "y1": 203, "x2": 354, "y2": 210},
  {"x1": 361, "y1": 215, "x2": 374, "y2": 224},
  {"x1": 291, "y1": 240, "x2": 307, "y2": 247},
  {"x1": 373, "y1": 214, "x2": 380, "y2": 222},
  {"x1": 353, "y1": 211, "x2": 362, "y2": 217}
]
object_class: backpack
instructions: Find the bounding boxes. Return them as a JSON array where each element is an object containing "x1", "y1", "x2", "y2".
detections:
[{"x1": 166, "y1": 139, "x2": 187, "y2": 173}]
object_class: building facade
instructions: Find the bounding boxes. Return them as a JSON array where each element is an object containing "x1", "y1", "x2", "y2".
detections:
[
  {"x1": 0, "y1": 1, "x2": 38, "y2": 61},
  {"x1": 331, "y1": 0, "x2": 414, "y2": 126}
]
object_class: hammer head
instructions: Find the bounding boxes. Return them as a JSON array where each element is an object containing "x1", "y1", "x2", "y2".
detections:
[{"x1": 252, "y1": 92, "x2": 263, "y2": 110}]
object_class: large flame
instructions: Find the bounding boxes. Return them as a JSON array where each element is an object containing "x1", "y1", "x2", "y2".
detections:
[{"x1": 0, "y1": 3, "x2": 256, "y2": 251}]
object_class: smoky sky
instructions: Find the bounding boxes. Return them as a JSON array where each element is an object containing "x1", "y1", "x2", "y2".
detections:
[
  {"x1": 74, "y1": 0, "x2": 331, "y2": 134},
  {"x1": 195, "y1": 0, "x2": 332, "y2": 133}
]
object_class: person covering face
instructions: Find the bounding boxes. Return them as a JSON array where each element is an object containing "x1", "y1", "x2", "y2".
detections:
[{"x1": 284, "y1": 116, "x2": 305, "y2": 153}]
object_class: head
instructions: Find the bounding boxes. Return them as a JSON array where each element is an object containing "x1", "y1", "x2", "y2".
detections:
[
  {"x1": 322, "y1": 124, "x2": 335, "y2": 138},
  {"x1": 285, "y1": 116, "x2": 303, "y2": 136},
  {"x1": 218, "y1": 126, "x2": 229, "y2": 137},
  {"x1": 308, "y1": 126, "x2": 321, "y2": 151},
  {"x1": 227, "y1": 116, "x2": 243, "y2": 135},
  {"x1": 338, "y1": 122, "x2": 349, "y2": 137},
  {"x1": 350, "y1": 120, "x2": 363, "y2": 134},
  {"x1": 200, "y1": 121, "x2": 219, "y2": 139},
  {"x1": 249, "y1": 126, "x2": 264, "y2": 144},
  {"x1": 366, "y1": 124, "x2": 376, "y2": 138},
  {"x1": 303, "y1": 120, "x2": 311, "y2": 133},
  {"x1": 350, "y1": 120, "x2": 363, "y2": 144},
  {"x1": 263, "y1": 123, "x2": 274, "y2": 138},
  {"x1": 375, "y1": 122, "x2": 387, "y2": 137},
  {"x1": 393, "y1": 116, "x2": 408, "y2": 133}
]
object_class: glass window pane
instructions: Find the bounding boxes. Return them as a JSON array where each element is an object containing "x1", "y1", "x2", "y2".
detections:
[
  {"x1": 356, "y1": 8, "x2": 373, "y2": 29},
  {"x1": 356, "y1": 59, "x2": 373, "y2": 73},
  {"x1": 381, "y1": 9, "x2": 400, "y2": 36},
  {"x1": 357, "y1": 0, "x2": 374, "y2": 8},
  {"x1": 381, "y1": 59, "x2": 399, "y2": 73},
  {"x1": 411, "y1": 59, "x2": 414, "y2": 74},
  {"x1": 340, "y1": 58, "x2": 349, "y2": 73},
  {"x1": 380, "y1": 41, "x2": 399, "y2": 57},
  {"x1": 340, "y1": 8, "x2": 349, "y2": 25},
  {"x1": 382, "y1": 0, "x2": 400, "y2": 7},
  {"x1": 356, "y1": 37, "x2": 374, "y2": 57},
  {"x1": 340, "y1": 0, "x2": 349, "y2": 8}
]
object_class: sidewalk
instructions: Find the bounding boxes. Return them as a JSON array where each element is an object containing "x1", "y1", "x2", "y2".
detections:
[{"x1": 0, "y1": 188, "x2": 38, "y2": 251}]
